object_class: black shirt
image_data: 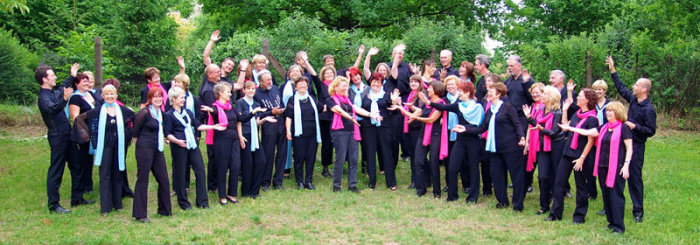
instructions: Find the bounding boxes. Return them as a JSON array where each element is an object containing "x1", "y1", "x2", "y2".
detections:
[
  {"x1": 311, "y1": 75, "x2": 333, "y2": 121},
  {"x1": 475, "y1": 75, "x2": 487, "y2": 101},
  {"x1": 527, "y1": 110, "x2": 566, "y2": 142},
  {"x1": 597, "y1": 123, "x2": 632, "y2": 168},
  {"x1": 504, "y1": 74, "x2": 534, "y2": 116},
  {"x1": 254, "y1": 85, "x2": 283, "y2": 133},
  {"x1": 360, "y1": 91, "x2": 393, "y2": 128},
  {"x1": 234, "y1": 98, "x2": 260, "y2": 135},
  {"x1": 163, "y1": 108, "x2": 201, "y2": 143},
  {"x1": 465, "y1": 101, "x2": 524, "y2": 153},
  {"x1": 326, "y1": 97, "x2": 354, "y2": 132},
  {"x1": 140, "y1": 82, "x2": 172, "y2": 104},
  {"x1": 563, "y1": 113, "x2": 599, "y2": 158},
  {"x1": 69, "y1": 93, "x2": 97, "y2": 115},
  {"x1": 78, "y1": 105, "x2": 134, "y2": 150},
  {"x1": 612, "y1": 72, "x2": 656, "y2": 143},
  {"x1": 210, "y1": 105, "x2": 239, "y2": 140},
  {"x1": 420, "y1": 101, "x2": 445, "y2": 136},
  {"x1": 432, "y1": 66, "x2": 459, "y2": 80},
  {"x1": 387, "y1": 61, "x2": 412, "y2": 97},
  {"x1": 38, "y1": 76, "x2": 75, "y2": 137},
  {"x1": 132, "y1": 107, "x2": 163, "y2": 149},
  {"x1": 285, "y1": 95, "x2": 320, "y2": 137}
]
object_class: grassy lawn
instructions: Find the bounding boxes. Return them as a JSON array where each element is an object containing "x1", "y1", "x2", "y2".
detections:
[{"x1": 0, "y1": 129, "x2": 698, "y2": 244}]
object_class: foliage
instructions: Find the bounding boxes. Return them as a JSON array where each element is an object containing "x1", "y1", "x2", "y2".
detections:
[
  {"x1": 51, "y1": 24, "x2": 114, "y2": 82},
  {"x1": 0, "y1": 0, "x2": 28, "y2": 14},
  {"x1": 0, "y1": 28, "x2": 39, "y2": 104}
]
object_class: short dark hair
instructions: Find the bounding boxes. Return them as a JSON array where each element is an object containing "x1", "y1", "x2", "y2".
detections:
[
  {"x1": 370, "y1": 73, "x2": 384, "y2": 83},
  {"x1": 146, "y1": 87, "x2": 163, "y2": 106},
  {"x1": 144, "y1": 67, "x2": 160, "y2": 80},
  {"x1": 581, "y1": 88, "x2": 599, "y2": 110},
  {"x1": 103, "y1": 78, "x2": 121, "y2": 91},
  {"x1": 293, "y1": 76, "x2": 309, "y2": 87},
  {"x1": 430, "y1": 80, "x2": 446, "y2": 97},
  {"x1": 34, "y1": 65, "x2": 52, "y2": 85},
  {"x1": 490, "y1": 82, "x2": 508, "y2": 99},
  {"x1": 73, "y1": 73, "x2": 89, "y2": 89}
]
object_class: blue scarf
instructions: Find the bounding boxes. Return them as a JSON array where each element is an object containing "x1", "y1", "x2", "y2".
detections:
[
  {"x1": 459, "y1": 99, "x2": 484, "y2": 126},
  {"x1": 293, "y1": 92, "x2": 321, "y2": 143},
  {"x1": 149, "y1": 105, "x2": 164, "y2": 152},
  {"x1": 94, "y1": 102, "x2": 125, "y2": 171},
  {"x1": 446, "y1": 92, "x2": 459, "y2": 141},
  {"x1": 185, "y1": 91, "x2": 195, "y2": 115},
  {"x1": 485, "y1": 100, "x2": 503, "y2": 152},
  {"x1": 351, "y1": 83, "x2": 365, "y2": 121},
  {"x1": 64, "y1": 91, "x2": 94, "y2": 119},
  {"x1": 252, "y1": 69, "x2": 260, "y2": 86},
  {"x1": 368, "y1": 89, "x2": 385, "y2": 126},
  {"x1": 174, "y1": 108, "x2": 197, "y2": 149},
  {"x1": 596, "y1": 102, "x2": 608, "y2": 125},
  {"x1": 282, "y1": 81, "x2": 294, "y2": 107},
  {"x1": 243, "y1": 97, "x2": 260, "y2": 151}
]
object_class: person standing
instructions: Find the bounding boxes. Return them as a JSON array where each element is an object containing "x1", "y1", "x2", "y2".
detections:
[
  {"x1": 285, "y1": 77, "x2": 321, "y2": 190},
  {"x1": 36, "y1": 63, "x2": 79, "y2": 213},
  {"x1": 253, "y1": 70, "x2": 287, "y2": 190},
  {"x1": 504, "y1": 55, "x2": 535, "y2": 193},
  {"x1": 66, "y1": 72, "x2": 98, "y2": 208},
  {"x1": 607, "y1": 56, "x2": 656, "y2": 223},
  {"x1": 237, "y1": 82, "x2": 273, "y2": 198},
  {"x1": 433, "y1": 49, "x2": 460, "y2": 80}
]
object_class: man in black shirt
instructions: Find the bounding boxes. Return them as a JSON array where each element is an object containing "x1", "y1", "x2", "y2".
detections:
[
  {"x1": 199, "y1": 63, "x2": 223, "y2": 192},
  {"x1": 388, "y1": 44, "x2": 415, "y2": 178},
  {"x1": 504, "y1": 55, "x2": 535, "y2": 192},
  {"x1": 433, "y1": 49, "x2": 460, "y2": 80},
  {"x1": 254, "y1": 70, "x2": 288, "y2": 190},
  {"x1": 607, "y1": 56, "x2": 656, "y2": 223},
  {"x1": 37, "y1": 63, "x2": 80, "y2": 214},
  {"x1": 474, "y1": 54, "x2": 491, "y2": 101}
]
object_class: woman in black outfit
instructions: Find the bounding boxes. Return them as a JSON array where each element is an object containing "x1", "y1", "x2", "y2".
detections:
[
  {"x1": 392, "y1": 74, "x2": 426, "y2": 189},
  {"x1": 562, "y1": 101, "x2": 633, "y2": 234},
  {"x1": 459, "y1": 76, "x2": 526, "y2": 211},
  {"x1": 547, "y1": 87, "x2": 600, "y2": 223},
  {"x1": 67, "y1": 73, "x2": 97, "y2": 207},
  {"x1": 285, "y1": 77, "x2": 321, "y2": 190},
  {"x1": 75, "y1": 85, "x2": 134, "y2": 215},
  {"x1": 209, "y1": 82, "x2": 242, "y2": 205},
  {"x1": 237, "y1": 81, "x2": 272, "y2": 198},
  {"x1": 313, "y1": 65, "x2": 337, "y2": 178},
  {"x1": 523, "y1": 86, "x2": 565, "y2": 215},
  {"x1": 428, "y1": 78, "x2": 484, "y2": 203},
  {"x1": 360, "y1": 73, "x2": 398, "y2": 190}
]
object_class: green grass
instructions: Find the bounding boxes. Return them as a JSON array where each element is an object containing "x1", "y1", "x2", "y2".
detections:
[{"x1": 0, "y1": 130, "x2": 698, "y2": 244}]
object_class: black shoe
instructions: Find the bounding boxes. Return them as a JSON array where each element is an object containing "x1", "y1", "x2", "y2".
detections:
[
  {"x1": 483, "y1": 191, "x2": 492, "y2": 197},
  {"x1": 182, "y1": 206, "x2": 193, "y2": 210},
  {"x1": 249, "y1": 195, "x2": 257, "y2": 199},
  {"x1": 305, "y1": 183, "x2": 316, "y2": 190},
  {"x1": 433, "y1": 194, "x2": 441, "y2": 199},
  {"x1": 513, "y1": 208, "x2": 523, "y2": 213},
  {"x1": 634, "y1": 215, "x2": 643, "y2": 223},
  {"x1": 297, "y1": 183, "x2": 305, "y2": 190},
  {"x1": 445, "y1": 198, "x2": 457, "y2": 202},
  {"x1": 136, "y1": 218, "x2": 151, "y2": 223},
  {"x1": 261, "y1": 186, "x2": 270, "y2": 192},
  {"x1": 612, "y1": 228, "x2": 624, "y2": 234},
  {"x1": 463, "y1": 188, "x2": 469, "y2": 194},
  {"x1": 219, "y1": 200, "x2": 228, "y2": 206},
  {"x1": 573, "y1": 220, "x2": 585, "y2": 224},
  {"x1": 442, "y1": 186, "x2": 449, "y2": 193},
  {"x1": 402, "y1": 156, "x2": 410, "y2": 162},
  {"x1": 597, "y1": 210, "x2": 606, "y2": 216},
  {"x1": 535, "y1": 209, "x2": 547, "y2": 215},
  {"x1": 333, "y1": 187, "x2": 341, "y2": 192},
  {"x1": 545, "y1": 216, "x2": 556, "y2": 221},
  {"x1": 349, "y1": 187, "x2": 360, "y2": 193},
  {"x1": 408, "y1": 183, "x2": 415, "y2": 189},
  {"x1": 589, "y1": 195, "x2": 597, "y2": 200},
  {"x1": 273, "y1": 185, "x2": 285, "y2": 190},
  {"x1": 199, "y1": 205, "x2": 210, "y2": 209},
  {"x1": 71, "y1": 199, "x2": 96, "y2": 207},
  {"x1": 322, "y1": 167, "x2": 332, "y2": 178},
  {"x1": 527, "y1": 186, "x2": 534, "y2": 193},
  {"x1": 607, "y1": 224, "x2": 614, "y2": 230},
  {"x1": 368, "y1": 184, "x2": 375, "y2": 190},
  {"x1": 465, "y1": 199, "x2": 477, "y2": 205},
  {"x1": 49, "y1": 206, "x2": 71, "y2": 214},
  {"x1": 495, "y1": 203, "x2": 509, "y2": 209}
]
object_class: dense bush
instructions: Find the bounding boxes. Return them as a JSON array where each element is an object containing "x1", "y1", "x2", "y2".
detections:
[{"x1": 0, "y1": 29, "x2": 39, "y2": 104}]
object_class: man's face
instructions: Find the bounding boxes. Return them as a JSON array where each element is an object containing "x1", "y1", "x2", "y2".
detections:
[
  {"x1": 221, "y1": 60, "x2": 234, "y2": 74},
  {"x1": 207, "y1": 66, "x2": 221, "y2": 82},
  {"x1": 507, "y1": 59, "x2": 521, "y2": 76},
  {"x1": 324, "y1": 57, "x2": 335, "y2": 67},
  {"x1": 549, "y1": 73, "x2": 563, "y2": 87},
  {"x1": 392, "y1": 50, "x2": 404, "y2": 62},
  {"x1": 260, "y1": 74, "x2": 272, "y2": 89},
  {"x1": 440, "y1": 53, "x2": 452, "y2": 67},
  {"x1": 632, "y1": 79, "x2": 646, "y2": 96},
  {"x1": 43, "y1": 70, "x2": 57, "y2": 87},
  {"x1": 475, "y1": 60, "x2": 485, "y2": 73}
]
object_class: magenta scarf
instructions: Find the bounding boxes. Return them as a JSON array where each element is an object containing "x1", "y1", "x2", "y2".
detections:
[
  {"x1": 331, "y1": 94, "x2": 362, "y2": 141},
  {"x1": 205, "y1": 100, "x2": 231, "y2": 144},
  {"x1": 527, "y1": 110, "x2": 554, "y2": 172},
  {"x1": 403, "y1": 90, "x2": 418, "y2": 133},
  {"x1": 481, "y1": 101, "x2": 492, "y2": 139},
  {"x1": 422, "y1": 99, "x2": 449, "y2": 160},
  {"x1": 147, "y1": 83, "x2": 168, "y2": 111},
  {"x1": 593, "y1": 120, "x2": 623, "y2": 188},
  {"x1": 115, "y1": 99, "x2": 124, "y2": 107},
  {"x1": 570, "y1": 109, "x2": 597, "y2": 149}
]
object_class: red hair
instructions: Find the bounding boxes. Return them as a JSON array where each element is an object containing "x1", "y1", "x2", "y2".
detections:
[
  {"x1": 348, "y1": 67, "x2": 360, "y2": 76},
  {"x1": 146, "y1": 87, "x2": 163, "y2": 105},
  {"x1": 459, "y1": 81, "x2": 476, "y2": 99}
]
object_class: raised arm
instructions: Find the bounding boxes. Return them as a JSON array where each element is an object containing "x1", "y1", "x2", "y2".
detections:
[
  {"x1": 363, "y1": 47, "x2": 378, "y2": 80},
  {"x1": 233, "y1": 59, "x2": 248, "y2": 91},
  {"x1": 351, "y1": 45, "x2": 365, "y2": 69},
  {"x1": 177, "y1": 56, "x2": 186, "y2": 75},
  {"x1": 607, "y1": 56, "x2": 634, "y2": 103},
  {"x1": 203, "y1": 30, "x2": 221, "y2": 67}
]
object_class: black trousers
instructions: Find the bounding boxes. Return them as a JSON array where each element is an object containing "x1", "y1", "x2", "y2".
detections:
[
  {"x1": 443, "y1": 140, "x2": 471, "y2": 190},
  {"x1": 599, "y1": 165, "x2": 626, "y2": 232},
  {"x1": 629, "y1": 142, "x2": 645, "y2": 217},
  {"x1": 447, "y1": 135, "x2": 482, "y2": 202},
  {"x1": 390, "y1": 113, "x2": 403, "y2": 168},
  {"x1": 405, "y1": 128, "x2": 422, "y2": 185},
  {"x1": 414, "y1": 134, "x2": 442, "y2": 196},
  {"x1": 291, "y1": 135, "x2": 318, "y2": 185},
  {"x1": 171, "y1": 146, "x2": 208, "y2": 209},
  {"x1": 133, "y1": 146, "x2": 171, "y2": 218},
  {"x1": 261, "y1": 126, "x2": 287, "y2": 187},
  {"x1": 206, "y1": 143, "x2": 217, "y2": 191},
  {"x1": 550, "y1": 155, "x2": 592, "y2": 221},
  {"x1": 214, "y1": 138, "x2": 240, "y2": 198},
  {"x1": 69, "y1": 142, "x2": 89, "y2": 203},
  {"x1": 98, "y1": 145, "x2": 123, "y2": 213},
  {"x1": 331, "y1": 130, "x2": 359, "y2": 188},
  {"x1": 362, "y1": 126, "x2": 396, "y2": 188},
  {"x1": 480, "y1": 139, "x2": 492, "y2": 194},
  {"x1": 517, "y1": 115, "x2": 533, "y2": 191},
  {"x1": 47, "y1": 135, "x2": 70, "y2": 209},
  {"x1": 490, "y1": 151, "x2": 525, "y2": 210},
  {"x1": 584, "y1": 147, "x2": 598, "y2": 199},
  {"x1": 240, "y1": 134, "x2": 266, "y2": 197},
  {"x1": 320, "y1": 120, "x2": 333, "y2": 167},
  {"x1": 536, "y1": 140, "x2": 565, "y2": 212}
]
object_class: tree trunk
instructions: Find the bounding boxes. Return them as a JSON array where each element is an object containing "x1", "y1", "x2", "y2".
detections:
[
  {"x1": 262, "y1": 38, "x2": 287, "y2": 81},
  {"x1": 95, "y1": 36, "x2": 102, "y2": 87},
  {"x1": 585, "y1": 50, "x2": 592, "y2": 87}
]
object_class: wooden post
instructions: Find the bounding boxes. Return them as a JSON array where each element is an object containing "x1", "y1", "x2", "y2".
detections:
[
  {"x1": 585, "y1": 50, "x2": 592, "y2": 87},
  {"x1": 95, "y1": 36, "x2": 103, "y2": 87},
  {"x1": 262, "y1": 38, "x2": 287, "y2": 80},
  {"x1": 430, "y1": 45, "x2": 436, "y2": 62}
]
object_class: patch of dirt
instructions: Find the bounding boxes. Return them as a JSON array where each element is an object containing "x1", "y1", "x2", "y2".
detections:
[{"x1": 0, "y1": 125, "x2": 47, "y2": 139}]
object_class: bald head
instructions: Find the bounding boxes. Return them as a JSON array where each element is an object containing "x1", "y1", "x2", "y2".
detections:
[{"x1": 206, "y1": 64, "x2": 221, "y2": 82}]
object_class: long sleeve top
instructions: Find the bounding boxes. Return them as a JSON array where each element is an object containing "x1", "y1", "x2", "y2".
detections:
[
  {"x1": 38, "y1": 76, "x2": 75, "y2": 137},
  {"x1": 464, "y1": 101, "x2": 524, "y2": 153},
  {"x1": 527, "y1": 109, "x2": 566, "y2": 142},
  {"x1": 612, "y1": 72, "x2": 656, "y2": 143}
]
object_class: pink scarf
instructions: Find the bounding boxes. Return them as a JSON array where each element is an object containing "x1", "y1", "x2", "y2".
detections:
[
  {"x1": 205, "y1": 100, "x2": 232, "y2": 145},
  {"x1": 481, "y1": 101, "x2": 491, "y2": 139},
  {"x1": 527, "y1": 110, "x2": 554, "y2": 172},
  {"x1": 593, "y1": 120, "x2": 623, "y2": 188},
  {"x1": 403, "y1": 91, "x2": 418, "y2": 133},
  {"x1": 115, "y1": 99, "x2": 124, "y2": 106},
  {"x1": 331, "y1": 95, "x2": 361, "y2": 141},
  {"x1": 570, "y1": 109, "x2": 597, "y2": 149},
  {"x1": 147, "y1": 83, "x2": 168, "y2": 111},
  {"x1": 422, "y1": 99, "x2": 449, "y2": 160}
]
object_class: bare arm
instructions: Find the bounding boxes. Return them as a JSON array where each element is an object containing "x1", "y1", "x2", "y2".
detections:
[
  {"x1": 285, "y1": 117, "x2": 292, "y2": 140},
  {"x1": 177, "y1": 56, "x2": 186, "y2": 75},
  {"x1": 573, "y1": 135, "x2": 595, "y2": 171},
  {"x1": 363, "y1": 47, "x2": 378, "y2": 80},
  {"x1": 202, "y1": 30, "x2": 221, "y2": 66},
  {"x1": 233, "y1": 59, "x2": 248, "y2": 91},
  {"x1": 351, "y1": 45, "x2": 365, "y2": 69},
  {"x1": 415, "y1": 109, "x2": 441, "y2": 124}
]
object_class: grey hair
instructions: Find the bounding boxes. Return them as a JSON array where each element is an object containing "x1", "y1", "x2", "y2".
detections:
[
  {"x1": 551, "y1": 69, "x2": 566, "y2": 80},
  {"x1": 507, "y1": 55, "x2": 522, "y2": 64},
  {"x1": 213, "y1": 82, "x2": 232, "y2": 99},
  {"x1": 168, "y1": 86, "x2": 185, "y2": 104},
  {"x1": 440, "y1": 49, "x2": 453, "y2": 57},
  {"x1": 475, "y1": 54, "x2": 491, "y2": 68},
  {"x1": 257, "y1": 69, "x2": 272, "y2": 82}
]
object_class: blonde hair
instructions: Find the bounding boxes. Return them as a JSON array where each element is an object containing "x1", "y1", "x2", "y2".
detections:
[
  {"x1": 320, "y1": 65, "x2": 337, "y2": 81},
  {"x1": 443, "y1": 75, "x2": 460, "y2": 87},
  {"x1": 328, "y1": 76, "x2": 349, "y2": 96},
  {"x1": 252, "y1": 54, "x2": 268, "y2": 65},
  {"x1": 529, "y1": 82, "x2": 545, "y2": 94},
  {"x1": 102, "y1": 84, "x2": 117, "y2": 94},
  {"x1": 213, "y1": 82, "x2": 232, "y2": 99},
  {"x1": 173, "y1": 74, "x2": 191, "y2": 89},
  {"x1": 168, "y1": 86, "x2": 185, "y2": 104},
  {"x1": 374, "y1": 63, "x2": 390, "y2": 75},
  {"x1": 605, "y1": 101, "x2": 627, "y2": 122},
  {"x1": 592, "y1": 79, "x2": 608, "y2": 91},
  {"x1": 542, "y1": 86, "x2": 561, "y2": 111}
]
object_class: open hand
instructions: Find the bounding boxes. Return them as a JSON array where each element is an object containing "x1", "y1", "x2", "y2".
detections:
[{"x1": 210, "y1": 30, "x2": 221, "y2": 42}]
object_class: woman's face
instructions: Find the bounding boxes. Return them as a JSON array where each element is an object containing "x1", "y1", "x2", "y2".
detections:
[
  {"x1": 174, "y1": 94, "x2": 185, "y2": 107},
  {"x1": 370, "y1": 79, "x2": 382, "y2": 92},
  {"x1": 377, "y1": 65, "x2": 388, "y2": 77},
  {"x1": 337, "y1": 81, "x2": 349, "y2": 96},
  {"x1": 485, "y1": 77, "x2": 494, "y2": 87},
  {"x1": 289, "y1": 67, "x2": 302, "y2": 80},
  {"x1": 254, "y1": 60, "x2": 267, "y2": 71},
  {"x1": 459, "y1": 65, "x2": 467, "y2": 76},
  {"x1": 103, "y1": 90, "x2": 117, "y2": 104},
  {"x1": 576, "y1": 91, "x2": 588, "y2": 108},
  {"x1": 460, "y1": 90, "x2": 471, "y2": 101},
  {"x1": 446, "y1": 80, "x2": 457, "y2": 94},
  {"x1": 219, "y1": 89, "x2": 232, "y2": 102},
  {"x1": 351, "y1": 73, "x2": 362, "y2": 85},
  {"x1": 487, "y1": 87, "x2": 500, "y2": 102},
  {"x1": 425, "y1": 64, "x2": 436, "y2": 76},
  {"x1": 427, "y1": 85, "x2": 435, "y2": 97},
  {"x1": 151, "y1": 94, "x2": 163, "y2": 107},
  {"x1": 87, "y1": 74, "x2": 95, "y2": 90},
  {"x1": 531, "y1": 88, "x2": 543, "y2": 102},
  {"x1": 173, "y1": 80, "x2": 184, "y2": 90},
  {"x1": 594, "y1": 88, "x2": 606, "y2": 100},
  {"x1": 244, "y1": 86, "x2": 256, "y2": 98},
  {"x1": 409, "y1": 79, "x2": 420, "y2": 90},
  {"x1": 605, "y1": 109, "x2": 616, "y2": 122},
  {"x1": 78, "y1": 78, "x2": 90, "y2": 92},
  {"x1": 295, "y1": 81, "x2": 308, "y2": 95},
  {"x1": 323, "y1": 69, "x2": 335, "y2": 81}
]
